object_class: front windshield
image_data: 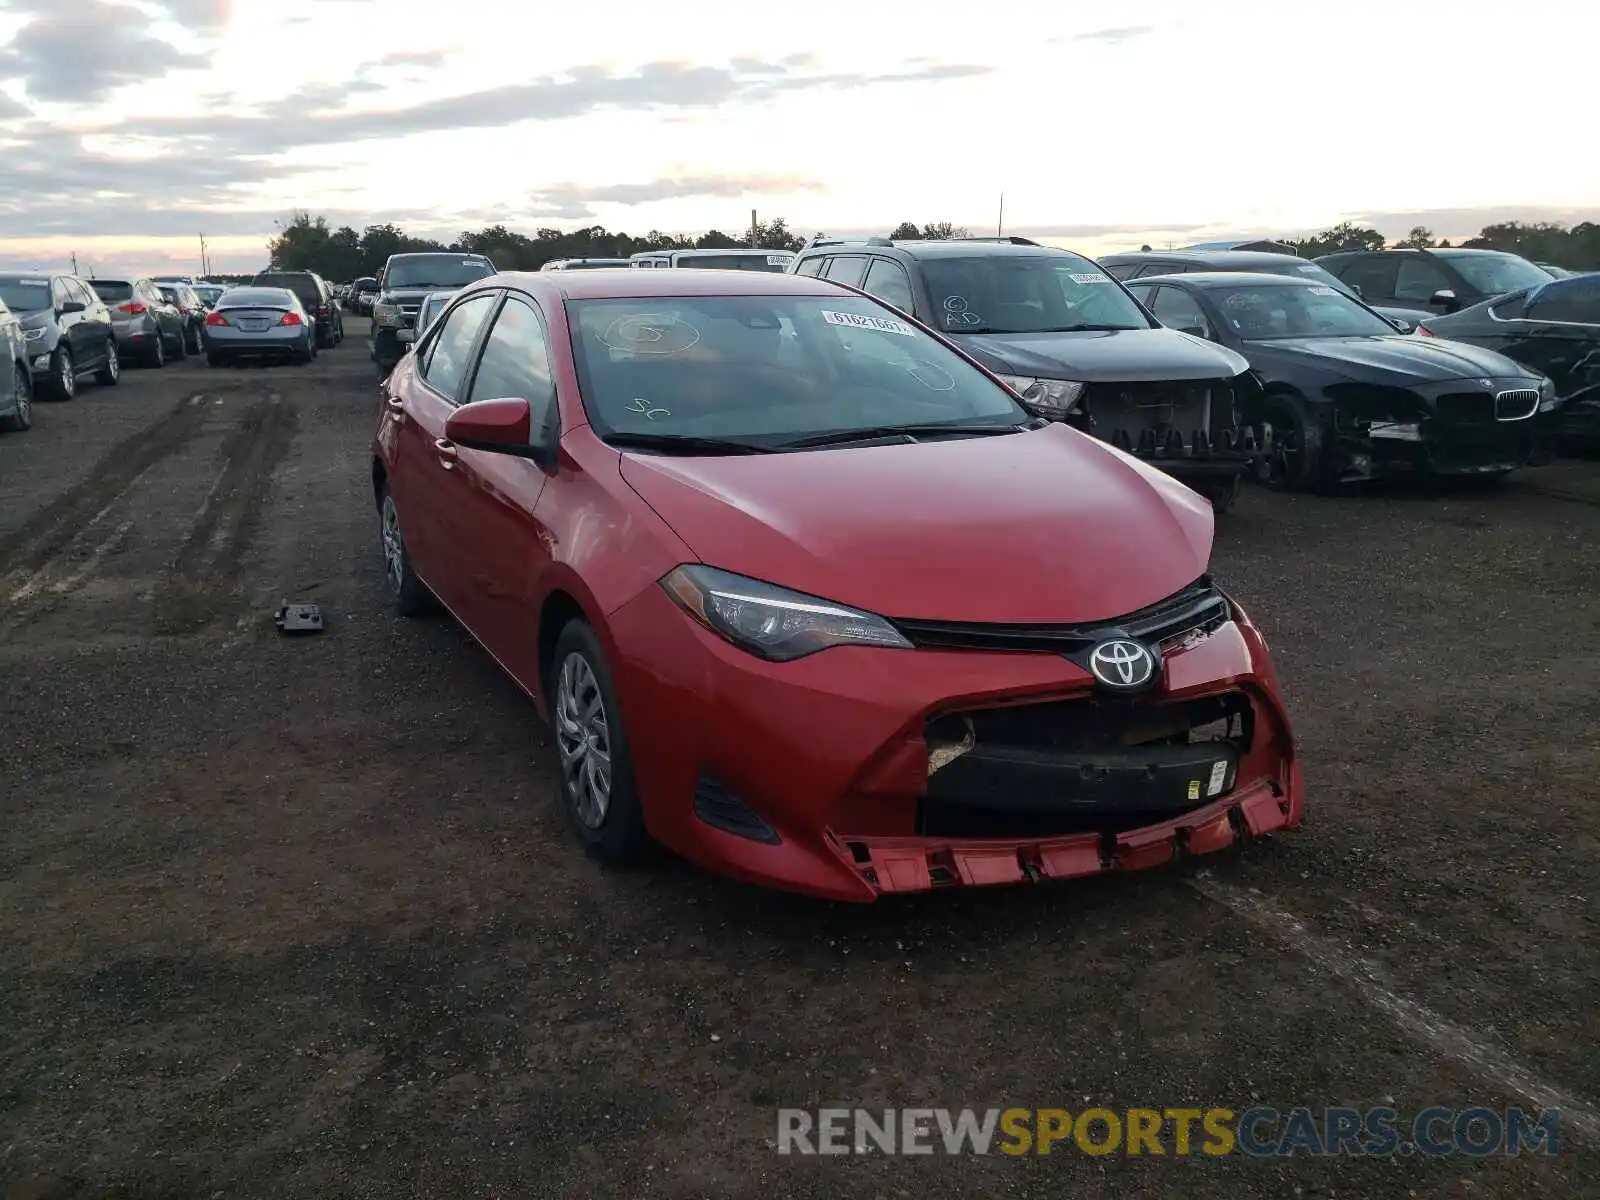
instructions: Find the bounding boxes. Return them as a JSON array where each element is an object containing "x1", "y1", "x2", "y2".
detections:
[
  {"x1": 0, "y1": 278, "x2": 52, "y2": 311},
  {"x1": 1440, "y1": 253, "x2": 1551, "y2": 297},
  {"x1": 919, "y1": 255, "x2": 1152, "y2": 334},
  {"x1": 567, "y1": 295, "x2": 1027, "y2": 448},
  {"x1": 385, "y1": 256, "x2": 494, "y2": 288},
  {"x1": 1212, "y1": 283, "x2": 1398, "y2": 339},
  {"x1": 676, "y1": 253, "x2": 793, "y2": 272}
]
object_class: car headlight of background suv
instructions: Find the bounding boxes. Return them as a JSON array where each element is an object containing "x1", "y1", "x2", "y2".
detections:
[
  {"x1": 996, "y1": 375, "x2": 1086, "y2": 417},
  {"x1": 661, "y1": 565, "x2": 913, "y2": 662},
  {"x1": 23, "y1": 327, "x2": 45, "y2": 342},
  {"x1": 1538, "y1": 376, "x2": 1560, "y2": 412},
  {"x1": 371, "y1": 301, "x2": 402, "y2": 327}
]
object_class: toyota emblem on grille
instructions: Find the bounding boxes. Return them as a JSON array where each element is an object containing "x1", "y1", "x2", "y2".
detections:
[{"x1": 1088, "y1": 639, "x2": 1157, "y2": 691}]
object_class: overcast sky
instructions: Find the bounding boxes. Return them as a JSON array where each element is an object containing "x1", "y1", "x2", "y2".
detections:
[{"x1": 1, "y1": 0, "x2": 1597, "y2": 275}]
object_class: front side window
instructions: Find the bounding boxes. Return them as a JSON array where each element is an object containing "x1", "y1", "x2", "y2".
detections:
[
  {"x1": 1394, "y1": 257, "x2": 1452, "y2": 303},
  {"x1": 419, "y1": 292, "x2": 496, "y2": 398},
  {"x1": 919, "y1": 254, "x2": 1153, "y2": 334},
  {"x1": 1442, "y1": 252, "x2": 1558, "y2": 299},
  {"x1": 465, "y1": 296, "x2": 555, "y2": 429},
  {"x1": 1333, "y1": 256, "x2": 1398, "y2": 299},
  {"x1": 792, "y1": 256, "x2": 825, "y2": 277},
  {"x1": 386, "y1": 256, "x2": 495, "y2": 289},
  {"x1": 1147, "y1": 286, "x2": 1214, "y2": 338},
  {"x1": 1209, "y1": 283, "x2": 1398, "y2": 340},
  {"x1": 862, "y1": 258, "x2": 914, "y2": 313},
  {"x1": 566, "y1": 294, "x2": 1026, "y2": 448}
]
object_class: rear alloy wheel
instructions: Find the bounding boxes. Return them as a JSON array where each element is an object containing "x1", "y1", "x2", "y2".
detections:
[
  {"x1": 94, "y1": 340, "x2": 120, "y2": 386},
  {"x1": 550, "y1": 620, "x2": 652, "y2": 864},
  {"x1": 378, "y1": 487, "x2": 438, "y2": 617},
  {"x1": 48, "y1": 346, "x2": 75, "y2": 400},
  {"x1": 2, "y1": 361, "x2": 32, "y2": 431}
]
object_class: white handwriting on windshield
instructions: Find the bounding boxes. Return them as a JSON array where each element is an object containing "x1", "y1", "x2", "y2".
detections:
[{"x1": 626, "y1": 398, "x2": 671, "y2": 420}]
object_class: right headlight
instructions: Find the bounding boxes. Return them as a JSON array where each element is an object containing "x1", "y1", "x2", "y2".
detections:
[
  {"x1": 996, "y1": 375, "x2": 1086, "y2": 417},
  {"x1": 661, "y1": 565, "x2": 912, "y2": 662},
  {"x1": 371, "y1": 301, "x2": 401, "y2": 327}
]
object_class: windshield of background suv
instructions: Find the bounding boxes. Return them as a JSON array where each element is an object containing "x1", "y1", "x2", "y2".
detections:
[
  {"x1": 0, "y1": 278, "x2": 51, "y2": 311},
  {"x1": 385, "y1": 256, "x2": 494, "y2": 289},
  {"x1": 1438, "y1": 252, "x2": 1552, "y2": 297},
  {"x1": 1211, "y1": 283, "x2": 1398, "y2": 339},
  {"x1": 920, "y1": 255, "x2": 1152, "y2": 334},
  {"x1": 567, "y1": 295, "x2": 1027, "y2": 447},
  {"x1": 675, "y1": 253, "x2": 793, "y2": 272}
]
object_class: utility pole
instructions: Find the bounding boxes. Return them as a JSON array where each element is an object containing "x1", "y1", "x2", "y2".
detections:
[
  {"x1": 71, "y1": 251, "x2": 79, "y2": 274},
  {"x1": 199, "y1": 232, "x2": 209, "y2": 275},
  {"x1": 750, "y1": 209, "x2": 758, "y2": 248},
  {"x1": 996, "y1": 194, "x2": 1004, "y2": 238}
]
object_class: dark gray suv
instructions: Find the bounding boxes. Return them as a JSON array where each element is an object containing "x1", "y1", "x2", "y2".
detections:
[
  {"x1": 370, "y1": 252, "x2": 495, "y2": 377},
  {"x1": 0, "y1": 272, "x2": 121, "y2": 400}
]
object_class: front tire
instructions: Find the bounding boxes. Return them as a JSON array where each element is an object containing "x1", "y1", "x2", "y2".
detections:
[
  {"x1": 1201, "y1": 474, "x2": 1241, "y2": 514},
  {"x1": 1251, "y1": 394, "x2": 1326, "y2": 492},
  {"x1": 169, "y1": 328, "x2": 187, "y2": 360},
  {"x1": 378, "y1": 486, "x2": 438, "y2": 617},
  {"x1": 550, "y1": 620, "x2": 652, "y2": 864},
  {"x1": 185, "y1": 324, "x2": 202, "y2": 355},
  {"x1": 46, "y1": 346, "x2": 75, "y2": 400}
]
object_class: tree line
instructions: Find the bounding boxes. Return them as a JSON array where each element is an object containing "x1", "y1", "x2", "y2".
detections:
[{"x1": 261, "y1": 210, "x2": 1600, "y2": 283}]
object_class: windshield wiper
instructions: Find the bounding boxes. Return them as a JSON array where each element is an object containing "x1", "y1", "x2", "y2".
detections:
[
  {"x1": 1029, "y1": 324, "x2": 1143, "y2": 333},
  {"x1": 775, "y1": 422, "x2": 1029, "y2": 450},
  {"x1": 605, "y1": 431, "x2": 774, "y2": 455}
]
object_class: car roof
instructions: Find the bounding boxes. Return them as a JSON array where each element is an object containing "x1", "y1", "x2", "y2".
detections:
[
  {"x1": 485, "y1": 269, "x2": 840, "y2": 301},
  {"x1": 803, "y1": 240, "x2": 1083, "y2": 261},
  {"x1": 1102, "y1": 249, "x2": 1311, "y2": 267},
  {"x1": 1133, "y1": 271, "x2": 1326, "y2": 289}
]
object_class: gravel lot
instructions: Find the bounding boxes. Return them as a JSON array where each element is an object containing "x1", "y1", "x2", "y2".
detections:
[{"x1": 1, "y1": 318, "x2": 1597, "y2": 1198}]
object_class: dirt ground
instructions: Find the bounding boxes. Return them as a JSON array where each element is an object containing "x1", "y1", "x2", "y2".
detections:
[{"x1": 1, "y1": 318, "x2": 1597, "y2": 1199}]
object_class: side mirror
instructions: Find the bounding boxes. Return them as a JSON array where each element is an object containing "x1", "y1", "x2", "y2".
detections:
[
  {"x1": 444, "y1": 396, "x2": 557, "y2": 468},
  {"x1": 1387, "y1": 316, "x2": 1412, "y2": 332},
  {"x1": 1348, "y1": 283, "x2": 1363, "y2": 298},
  {"x1": 59, "y1": 301, "x2": 85, "y2": 314},
  {"x1": 1430, "y1": 288, "x2": 1459, "y2": 312}
]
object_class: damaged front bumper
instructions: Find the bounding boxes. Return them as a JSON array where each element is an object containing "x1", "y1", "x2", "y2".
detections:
[
  {"x1": 1063, "y1": 378, "x2": 1256, "y2": 495},
  {"x1": 1323, "y1": 380, "x2": 1559, "y2": 479},
  {"x1": 605, "y1": 577, "x2": 1302, "y2": 902}
]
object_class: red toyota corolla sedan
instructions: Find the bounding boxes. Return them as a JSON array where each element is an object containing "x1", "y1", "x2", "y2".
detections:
[{"x1": 371, "y1": 269, "x2": 1303, "y2": 902}]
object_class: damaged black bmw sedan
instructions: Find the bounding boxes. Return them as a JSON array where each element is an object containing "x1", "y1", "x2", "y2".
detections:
[{"x1": 1124, "y1": 272, "x2": 1560, "y2": 488}]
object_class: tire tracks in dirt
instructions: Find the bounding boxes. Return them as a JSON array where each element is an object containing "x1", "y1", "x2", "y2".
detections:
[{"x1": 0, "y1": 386, "x2": 298, "y2": 642}]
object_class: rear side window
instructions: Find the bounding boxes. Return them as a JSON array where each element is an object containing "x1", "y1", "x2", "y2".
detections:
[
  {"x1": 793, "y1": 256, "x2": 825, "y2": 277},
  {"x1": 419, "y1": 292, "x2": 496, "y2": 400},
  {"x1": 1525, "y1": 275, "x2": 1600, "y2": 324},
  {"x1": 465, "y1": 296, "x2": 556, "y2": 427},
  {"x1": 1103, "y1": 262, "x2": 1138, "y2": 280}
]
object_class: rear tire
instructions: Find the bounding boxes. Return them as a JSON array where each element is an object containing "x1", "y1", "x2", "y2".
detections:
[
  {"x1": 1, "y1": 361, "x2": 32, "y2": 431},
  {"x1": 144, "y1": 335, "x2": 165, "y2": 369},
  {"x1": 550, "y1": 620, "x2": 652, "y2": 865},
  {"x1": 93, "y1": 339, "x2": 120, "y2": 386},
  {"x1": 378, "y1": 486, "x2": 438, "y2": 618}
]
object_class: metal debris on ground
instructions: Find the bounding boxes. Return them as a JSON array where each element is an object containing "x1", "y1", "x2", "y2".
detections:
[{"x1": 274, "y1": 600, "x2": 324, "y2": 635}]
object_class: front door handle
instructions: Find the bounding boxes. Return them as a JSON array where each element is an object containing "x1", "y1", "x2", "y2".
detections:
[{"x1": 435, "y1": 438, "x2": 457, "y2": 469}]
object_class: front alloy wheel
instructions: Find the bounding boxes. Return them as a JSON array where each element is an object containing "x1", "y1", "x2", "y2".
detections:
[{"x1": 555, "y1": 653, "x2": 612, "y2": 830}]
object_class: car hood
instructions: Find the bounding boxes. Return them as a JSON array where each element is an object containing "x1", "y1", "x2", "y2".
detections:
[
  {"x1": 1246, "y1": 334, "x2": 1536, "y2": 384},
  {"x1": 617, "y1": 423, "x2": 1213, "y2": 624},
  {"x1": 15, "y1": 308, "x2": 54, "y2": 328},
  {"x1": 949, "y1": 327, "x2": 1247, "y2": 383}
]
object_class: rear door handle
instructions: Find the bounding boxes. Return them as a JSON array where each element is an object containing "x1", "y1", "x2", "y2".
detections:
[{"x1": 435, "y1": 438, "x2": 457, "y2": 468}]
